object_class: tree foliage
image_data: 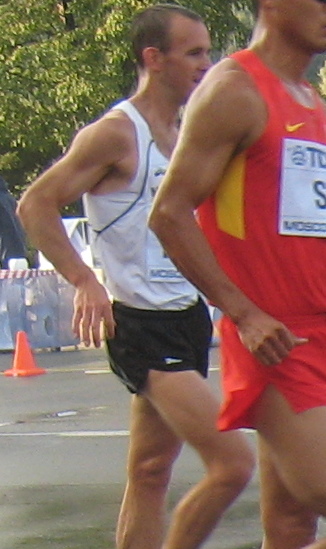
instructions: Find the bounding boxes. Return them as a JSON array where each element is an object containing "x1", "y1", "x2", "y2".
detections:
[{"x1": 0, "y1": 0, "x2": 254, "y2": 201}]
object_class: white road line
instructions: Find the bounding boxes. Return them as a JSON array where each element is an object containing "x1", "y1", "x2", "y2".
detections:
[
  {"x1": 85, "y1": 370, "x2": 110, "y2": 375},
  {"x1": 0, "y1": 427, "x2": 254, "y2": 438},
  {"x1": 0, "y1": 430, "x2": 130, "y2": 437},
  {"x1": 241, "y1": 428, "x2": 256, "y2": 435}
]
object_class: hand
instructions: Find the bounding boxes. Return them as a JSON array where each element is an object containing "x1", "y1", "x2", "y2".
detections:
[
  {"x1": 72, "y1": 277, "x2": 116, "y2": 348},
  {"x1": 236, "y1": 309, "x2": 308, "y2": 366}
]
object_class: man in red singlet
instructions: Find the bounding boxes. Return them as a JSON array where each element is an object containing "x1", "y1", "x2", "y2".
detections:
[{"x1": 150, "y1": 1, "x2": 326, "y2": 548}]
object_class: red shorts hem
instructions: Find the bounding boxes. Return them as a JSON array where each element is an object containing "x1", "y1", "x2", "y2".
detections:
[
  {"x1": 217, "y1": 383, "x2": 326, "y2": 431},
  {"x1": 218, "y1": 315, "x2": 326, "y2": 431}
]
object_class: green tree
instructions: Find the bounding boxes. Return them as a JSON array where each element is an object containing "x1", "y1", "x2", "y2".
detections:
[
  {"x1": 0, "y1": 0, "x2": 254, "y2": 203},
  {"x1": 314, "y1": 53, "x2": 326, "y2": 94}
]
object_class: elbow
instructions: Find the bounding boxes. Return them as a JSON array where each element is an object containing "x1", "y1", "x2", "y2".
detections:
[
  {"x1": 16, "y1": 191, "x2": 38, "y2": 232},
  {"x1": 17, "y1": 189, "x2": 47, "y2": 232},
  {"x1": 148, "y1": 206, "x2": 159, "y2": 235},
  {"x1": 149, "y1": 202, "x2": 173, "y2": 241},
  {"x1": 16, "y1": 195, "x2": 30, "y2": 230}
]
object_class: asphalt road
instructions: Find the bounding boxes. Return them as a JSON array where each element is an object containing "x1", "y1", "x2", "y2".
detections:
[{"x1": 0, "y1": 344, "x2": 324, "y2": 549}]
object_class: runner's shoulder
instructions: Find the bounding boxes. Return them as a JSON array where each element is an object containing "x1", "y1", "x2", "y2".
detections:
[{"x1": 202, "y1": 57, "x2": 264, "y2": 110}]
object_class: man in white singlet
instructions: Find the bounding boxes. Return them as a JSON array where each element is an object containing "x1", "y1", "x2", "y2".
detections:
[{"x1": 17, "y1": 5, "x2": 254, "y2": 549}]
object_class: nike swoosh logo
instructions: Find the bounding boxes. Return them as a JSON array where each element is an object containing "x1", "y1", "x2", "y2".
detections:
[
  {"x1": 285, "y1": 122, "x2": 305, "y2": 133},
  {"x1": 164, "y1": 357, "x2": 183, "y2": 365}
]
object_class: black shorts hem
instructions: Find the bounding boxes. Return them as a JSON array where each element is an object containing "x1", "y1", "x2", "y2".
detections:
[{"x1": 106, "y1": 297, "x2": 212, "y2": 394}]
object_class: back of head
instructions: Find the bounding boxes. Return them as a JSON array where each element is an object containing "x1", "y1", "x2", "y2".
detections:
[{"x1": 131, "y1": 3, "x2": 203, "y2": 68}]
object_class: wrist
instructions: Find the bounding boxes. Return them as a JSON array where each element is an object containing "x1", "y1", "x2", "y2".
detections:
[{"x1": 70, "y1": 265, "x2": 97, "y2": 289}]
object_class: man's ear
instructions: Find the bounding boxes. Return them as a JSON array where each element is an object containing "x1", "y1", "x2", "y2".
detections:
[{"x1": 142, "y1": 47, "x2": 164, "y2": 71}]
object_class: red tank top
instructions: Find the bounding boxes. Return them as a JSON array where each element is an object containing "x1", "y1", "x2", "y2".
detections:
[{"x1": 198, "y1": 49, "x2": 326, "y2": 320}]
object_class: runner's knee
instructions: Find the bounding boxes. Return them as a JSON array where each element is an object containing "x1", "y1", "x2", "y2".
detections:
[
  {"x1": 220, "y1": 440, "x2": 254, "y2": 487},
  {"x1": 128, "y1": 451, "x2": 177, "y2": 490},
  {"x1": 262, "y1": 504, "x2": 317, "y2": 547},
  {"x1": 225, "y1": 454, "x2": 254, "y2": 491},
  {"x1": 209, "y1": 450, "x2": 255, "y2": 495}
]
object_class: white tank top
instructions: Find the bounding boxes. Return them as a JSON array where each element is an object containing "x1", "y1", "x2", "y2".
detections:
[{"x1": 83, "y1": 100, "x2": 198, "y2": 310}]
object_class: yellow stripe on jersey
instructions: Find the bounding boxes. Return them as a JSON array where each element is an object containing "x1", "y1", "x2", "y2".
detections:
[{"x1": 215, "y1": 153, "x2": 245, "y2": 239}]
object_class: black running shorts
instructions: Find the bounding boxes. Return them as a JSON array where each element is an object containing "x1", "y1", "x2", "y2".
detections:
[{"x1": 106, "y1": 297, "x2": 212, "y2": 394}]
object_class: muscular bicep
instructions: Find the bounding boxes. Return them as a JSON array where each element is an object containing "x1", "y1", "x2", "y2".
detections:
[
  {"x1": 165, "y1": 122, "x2": 235, "y2": 209},
  {"x1": 20, "y1": 114, "x2": 135, "y2": 211}
]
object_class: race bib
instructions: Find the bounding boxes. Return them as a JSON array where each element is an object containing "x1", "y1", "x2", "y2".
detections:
[{"x1": 279, "y1": 138, "x2": 326, "y2": 237}]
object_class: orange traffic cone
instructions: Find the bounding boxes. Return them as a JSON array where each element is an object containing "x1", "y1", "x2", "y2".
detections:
[{"x1": 4, "y1": 331, "x2": 46, "y2": 377}]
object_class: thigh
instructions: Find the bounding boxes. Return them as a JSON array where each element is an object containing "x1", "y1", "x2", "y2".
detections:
[
  {"x1": 254, "y1": 385, "x2": 326, "y2": 512},
  {"x1": 127, "y1": 394, "x2": 183, "y2": 474},
  {"x1": 143, "y1": 369, "x2": 253, "y2": 467}
]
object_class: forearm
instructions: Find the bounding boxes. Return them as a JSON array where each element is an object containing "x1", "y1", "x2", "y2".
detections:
[
  {"x1": 17, "y1": 198, "x2": 95, "y2": 288},
  {"x1": 150, "y1": 208, "x2": 260, "y2": 324}
]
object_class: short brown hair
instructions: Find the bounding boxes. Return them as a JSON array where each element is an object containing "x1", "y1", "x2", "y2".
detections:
[{"x1": 131, "y1": 3, "x2": 203, "y2": 68}]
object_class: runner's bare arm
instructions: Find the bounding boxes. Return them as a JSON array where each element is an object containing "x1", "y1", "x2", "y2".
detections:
[
  {"x1": 149, "y1": 60, "x2": 307, "y2": 365},
  {"x1": 18, "y1": 113, "x2": 137, "y2": 346}
]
